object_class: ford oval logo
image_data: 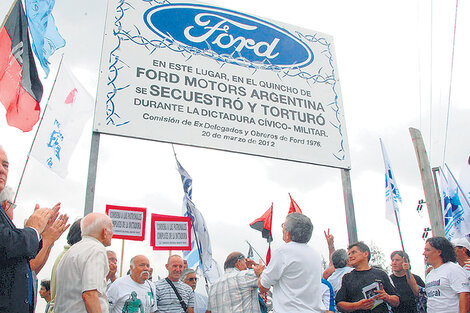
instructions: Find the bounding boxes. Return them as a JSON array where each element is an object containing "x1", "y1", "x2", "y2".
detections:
[{"x1": 143, "y1": 4, "x2": 314, "y2": 69}]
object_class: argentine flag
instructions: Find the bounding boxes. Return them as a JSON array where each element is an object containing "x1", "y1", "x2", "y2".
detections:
[{"x1": 380, "y1": 139, "x2": 402, "y2": 224}]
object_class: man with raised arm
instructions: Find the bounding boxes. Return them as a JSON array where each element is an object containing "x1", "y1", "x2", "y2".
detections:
[{"x1": 259, "y1": 212, "x2": 324, "y2": 312}]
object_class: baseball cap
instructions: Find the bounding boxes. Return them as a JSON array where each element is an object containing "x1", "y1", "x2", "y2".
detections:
[{"x1": 452, "y1": 237, "x2": 470, "y2": 251}]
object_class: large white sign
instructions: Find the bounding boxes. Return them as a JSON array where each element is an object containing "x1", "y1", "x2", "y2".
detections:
[{"x1": 94, "y1": 0, "x2": 350, "y2": 168}]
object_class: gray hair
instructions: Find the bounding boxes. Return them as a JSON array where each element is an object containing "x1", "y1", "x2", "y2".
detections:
[
  {"x1": 181, "y1": 268, "x2": 196, "y2": 281},
  {"x1": 285, "y1": 212, "x2": 313, "y2": 243},
  {"x1": 0, "y1": 186, "x2": 14, "y2": 203},
  {"x1": 332, "y1": 249, "x2": 348, "y2": 268},
  {"x1": 81, "y1": 213, "x2": 110, "y2": 237}
]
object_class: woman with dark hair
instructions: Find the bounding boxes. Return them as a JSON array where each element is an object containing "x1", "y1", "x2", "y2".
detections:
[{"x1": 423, "y1": 236, "x2": 470, "y2": 313}]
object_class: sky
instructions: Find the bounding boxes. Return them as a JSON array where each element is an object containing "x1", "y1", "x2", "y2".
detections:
[{"x1": 1, "y1": 0, "x2": 469, "y2": 311}]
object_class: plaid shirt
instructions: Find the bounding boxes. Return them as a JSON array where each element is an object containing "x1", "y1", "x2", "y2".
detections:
[{"x1": 207, "y1": 268, "x2": 260, "y2": 313}]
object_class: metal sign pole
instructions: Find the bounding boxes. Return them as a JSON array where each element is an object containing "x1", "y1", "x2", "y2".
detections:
[
  {"x1": 84, "y1": 131, "x2": 101, "y2": 216},
  {"x1": 341, "y1": 168, "x2": 358, "y2": 244}
]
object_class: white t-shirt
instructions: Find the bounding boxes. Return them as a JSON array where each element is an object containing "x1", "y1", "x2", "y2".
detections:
[
  {"x1": 107, "y1": 275, "x2": 158, "y2": 313},
  {"x1": 194, "y1": 292, "x2": 208, "y2": 313},
  {"x1": 426, "y1": 262, "x2": 470, "y2": 313},
  {"x1": 260, "y1": 241, "x2": 324, "y2": 313},
  {"x1": 55, "y1": 236, "x2": 109, "y2": 313},
  {"x1": 327, "y1": 266, "x2": 353, "y2": 294}
]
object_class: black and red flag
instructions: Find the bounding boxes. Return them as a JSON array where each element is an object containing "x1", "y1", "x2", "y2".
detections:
[
  {"x1": 250, "y1": 203, "x2": 273, "y2": 264},
  {"x1": 288, "y1": 193, "x2": 303, "y2": 215},
  {"x1": 0, "y1": 0, "x2": 43, "y2": 132}
]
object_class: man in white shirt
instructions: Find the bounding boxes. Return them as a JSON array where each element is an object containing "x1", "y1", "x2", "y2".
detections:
[
  {"x1": 55, "y1": 212, "x2": 113, "y2": 313},
  {"x1": 107, "y1": 254, "x2": 157, "y2": 313},
  {"x1": 259, "y1": 212, "x2": 325, "y2": 313},
  {"x1": 424, "y1": 236, "x2": 470, "y2": 313}
]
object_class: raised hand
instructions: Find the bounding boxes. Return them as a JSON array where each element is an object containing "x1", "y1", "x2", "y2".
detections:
[
  {"x1": 324, "y1": 228, "x2": 335, "y2": 250},
  {"x1": 42, "y1": 213, "x2": 70, "y2": 245},
  {"x1": 25, "y1": 204, "x2": 53, "y2": 234}
]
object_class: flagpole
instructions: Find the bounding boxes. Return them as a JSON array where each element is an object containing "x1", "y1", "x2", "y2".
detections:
[
  {"x1": 120, "y1": 239, "x2": 125, "y2": 277},
  {"x1": 394, "y1": 210, "x2": 411, "y2": 279},
  {"x1": 245, "y1": 240, "x2": 266, "y2": 264},
  {"x1": 13, "y1": 54, "x2": 65, "y2": 203},
  {"x1": 172, "y1": 145, "x2": 210, "y2": 292}
]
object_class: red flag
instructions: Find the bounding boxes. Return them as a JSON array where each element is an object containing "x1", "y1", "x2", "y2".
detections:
[
  {"x1": 250, "y1": 203, "x2": 273, "y2": 243},
  {"x1": 288, "y1": 193, "x2": 303, "y2": 214},
  {"x1": 250, "y1": 203, "x2": 273, "y2": 264},
  {"x1": 0, "y1": 0, "x2": 43, "y2": 132}
]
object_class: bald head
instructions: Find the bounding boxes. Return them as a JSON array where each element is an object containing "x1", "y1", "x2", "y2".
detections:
[
  {"x1": 81, "y1": 213, "x2": 113, "y2": 246},
  {"x1": 166, "y1": 255, "x2": 184, "y2": 282},
  {"x1": 0, "y1": 145, "x2": 9, "y2": 192}
]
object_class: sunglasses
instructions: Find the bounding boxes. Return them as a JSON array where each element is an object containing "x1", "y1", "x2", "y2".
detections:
[{"x1": 188, "y1": 277, "x2": 198, "y2": 282}]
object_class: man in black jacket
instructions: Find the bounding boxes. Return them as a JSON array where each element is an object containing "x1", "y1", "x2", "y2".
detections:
[{"x1": 0, "y1": 145, "x2": 59, "y2": 313}]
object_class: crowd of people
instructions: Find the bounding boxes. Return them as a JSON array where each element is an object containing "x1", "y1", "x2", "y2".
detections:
[{"x1": 1, "y1": 143, "x2": 470, "y2": 313}]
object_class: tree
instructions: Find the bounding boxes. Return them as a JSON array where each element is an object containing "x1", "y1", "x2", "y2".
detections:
[{"x1": 369, "y1": 241, "x2": 391, "y2": 274}]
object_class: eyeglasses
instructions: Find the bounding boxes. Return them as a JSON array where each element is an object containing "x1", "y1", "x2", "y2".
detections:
[
  {"x1": 188, "y1": 277, "x2": 198, "y2": 282},
  {"x1": 5, "y1": 201, "x2": 16, "y2": 211}
]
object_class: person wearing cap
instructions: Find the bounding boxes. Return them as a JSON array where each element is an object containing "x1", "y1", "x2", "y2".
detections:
[{"x1": 452, "y1": 237, "x2": 470, "y2": 271}]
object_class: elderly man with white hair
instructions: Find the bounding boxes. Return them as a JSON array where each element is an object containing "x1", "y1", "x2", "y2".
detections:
[
  {"x1": 55, "y1": 212, "x2": 113, "y2": 313},
  {"x1": 107, "y1": 254, "x2": 157, "y2": 313},
  {"x1": 0, "y1": 145, "x2": 63, "y2": 313}
]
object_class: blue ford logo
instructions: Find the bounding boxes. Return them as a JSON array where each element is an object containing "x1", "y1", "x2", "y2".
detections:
[{"x1": 143, "y1": 4, "x2": 314, "y2": 68}]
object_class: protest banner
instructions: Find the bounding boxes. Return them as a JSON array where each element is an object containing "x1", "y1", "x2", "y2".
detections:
[
  {"x1": 150, "y1": 214, "x2": 191, "y2": 250},
  {"x1": 106, "y1": 204, "x2": 147, "y2": 241}
]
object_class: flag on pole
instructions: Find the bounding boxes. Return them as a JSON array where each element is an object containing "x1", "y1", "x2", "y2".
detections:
[
  {"x1": 30, "y1": 63, "x2": 93, "y2": 177},
  {"x1": 24, "y1": 0, "x2": 65, "y2": 77},
  {"x1": 176, "y1": 158, "x2": 221, "y2": 284},
  {"x1": 250, "y1": 203, "x2": 273, "y2": 264},
  {"x1": 439, "y1": 164, "x2": 470, "y2": 240},
  {"x1": 459, "y1": 155, "x2": 470, "y2": 205},
  {"x1": 379, "y1": 139, "x2": 402, "y2": 224},
  {"x1": 288, "y1": 193, "x2": 302, "y2": 214},
  {"x1": 0, "y1": 0, "x2": 43, "y2": 132},
  {"x1": 247, "y1": 245, "x2": 254, "y2": 259}
]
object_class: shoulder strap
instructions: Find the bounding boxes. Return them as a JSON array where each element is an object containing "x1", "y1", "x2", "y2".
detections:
[{"x1": 165, "y1": 278, "x2": 188, "y2": 312}]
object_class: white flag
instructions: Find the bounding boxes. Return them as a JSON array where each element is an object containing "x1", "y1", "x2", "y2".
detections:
[
  {"x1": 440, "y1": 164, "x2": 470, "y2": 240},
  {"x1": 379, "y1": 139, "x2": 402, "y2": 224},
  {"x1": 459, "y1": 155, "x2": 470, "y2": 206},
  {"x1": 31, "y1": 63, "x2": 93, "y2": 177},
  {"x1": 176, "y1": 158, "x2": 221, "y2": 285}
]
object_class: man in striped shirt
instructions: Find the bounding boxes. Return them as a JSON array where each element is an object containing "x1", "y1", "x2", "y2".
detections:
[{"x1": 155, "y1": 255, "x2": 194, "y2": 313}]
